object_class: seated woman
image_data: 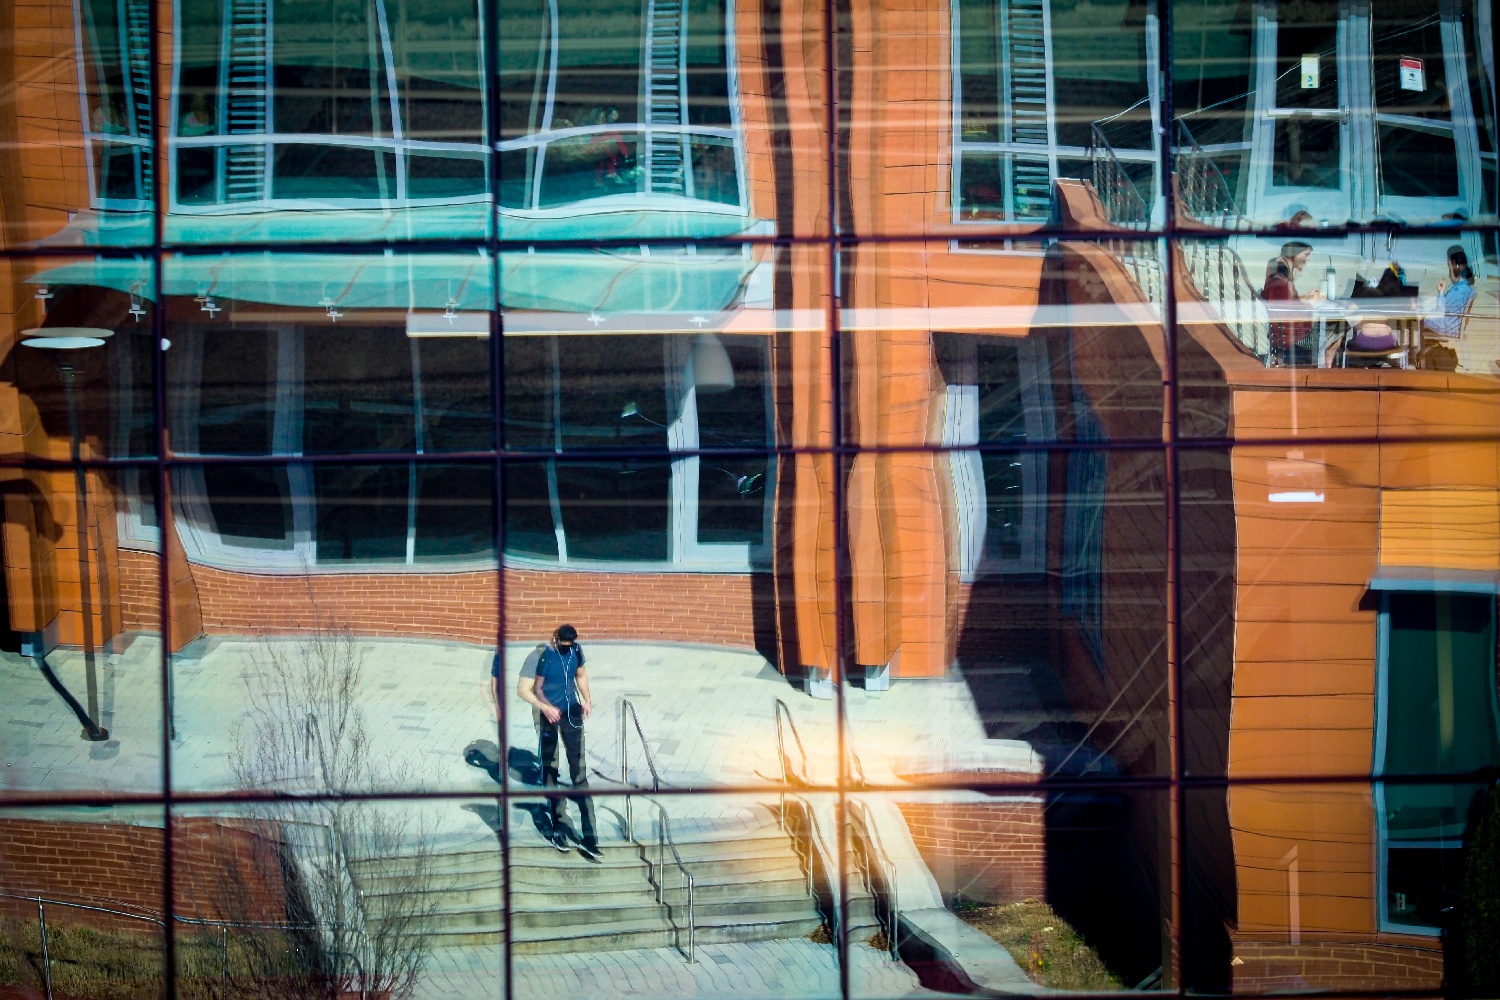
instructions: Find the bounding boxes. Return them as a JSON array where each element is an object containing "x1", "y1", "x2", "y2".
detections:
[
  {"x1": 1423, "y1": 246, "x2": 1476, "y2": 339},
  {"x1": 1262, "y1": 240, "x2": 1323, "y2": 365}
]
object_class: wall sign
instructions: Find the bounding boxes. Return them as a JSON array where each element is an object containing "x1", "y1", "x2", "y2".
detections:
[
  {"x1": 1301, "y1": 54, "x2": 1320, "y2": 88},
  {"x1": 1399, "y1": 56, "x2": 1425, "y2": 91}
]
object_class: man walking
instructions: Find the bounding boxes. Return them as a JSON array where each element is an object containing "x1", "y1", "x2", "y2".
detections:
[{"x1": 515, "y1": 624, "x2": 600, "y2": 860}]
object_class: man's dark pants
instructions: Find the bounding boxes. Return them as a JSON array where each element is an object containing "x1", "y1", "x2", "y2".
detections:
[{"x1": 539, "y1": 714, "x2": 597, "y2": 849}]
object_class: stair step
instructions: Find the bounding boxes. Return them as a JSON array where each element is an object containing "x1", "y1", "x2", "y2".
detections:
[{"x1": 513, "y1": 912, "x2": 825, "y2": 954}]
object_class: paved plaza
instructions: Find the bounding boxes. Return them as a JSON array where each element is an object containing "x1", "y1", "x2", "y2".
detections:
[
  {"x1": 2, "y1": 632, "x2": 1018, "y2": 998},
  {"x1": 1, "y1": 631, "x2": 994, "y2": 796},
  {"x1": 423, "y1": 938, "x2": 939, "y2": 1000}
]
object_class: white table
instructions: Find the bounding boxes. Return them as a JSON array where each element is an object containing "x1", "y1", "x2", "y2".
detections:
[{"x1": 1267, "y1": 297, "x2": 1432, "y2": 367}]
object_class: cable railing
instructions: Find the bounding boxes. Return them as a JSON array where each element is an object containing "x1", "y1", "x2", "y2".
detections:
[
  {"x1": 1174, "y1": 119, "x2": 1252, "y2": 231},
  {"x1": 1089, "y1": 123, "x2": 1150, "y2": 232},
  {"x1": 1178, "y1": 239, "x2": 1273, "y2": 362},
  {"x1": 1087, "y1": 123, "x2": 1165, "y2": 311},
  {"x1": 1087, "y1": 119, "x2": 1267, "y2": 363},
  {"x1": 615, "y1": 698, "x2": 696, "y2": 963}
]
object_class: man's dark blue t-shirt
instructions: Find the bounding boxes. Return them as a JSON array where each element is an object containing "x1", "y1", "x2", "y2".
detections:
[{"x1": 496, "y1": 644, "x2": 585, "y2": 711}]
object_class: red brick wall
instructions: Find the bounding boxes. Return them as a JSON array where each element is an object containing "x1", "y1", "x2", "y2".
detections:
[
  {"x1": 115, "y1": 550, "x2": 769, "y2": 649},
  {"x1": 117, "y1": 546, "x2": 159, "y2": 632},
  {"x1": 897, "y1": 796, "x2": 1046, "y2": 905},
  {"x1": 0, "y1": 818, "x2": 288, "y2": 928},
  {"x1": 1230, "y1": 938, "x2": 1444, "y2": 993}
]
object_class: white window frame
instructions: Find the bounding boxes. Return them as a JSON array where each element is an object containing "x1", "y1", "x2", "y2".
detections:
[
  {"x1": 165, "y1": 0, "x2": 491, "y2": 214},
  {"x1": 168, "y1": 318, "x2": 772, "y2": 574},
  {"x1": 942, "y1": 334, "x2": 1053, "y2": 582},
  {"x1": 168, "y1": 326, "x2": 499, "y2": 573},
  {"x1": 509, "y1": 324, "x2": 775, "y2": 574},
  {"x1": 1372, "y1": 583, "x2": 1500, "y2": 935},
  {"x1": 948, "y1": 0, "x2": 1162, "y2": 225},
  {"x1": 74, "y1": 0, "x2": 155, "y2": 212},
  {"x1": 495, "y1": 0, "x2": 750, "y2": 218}
]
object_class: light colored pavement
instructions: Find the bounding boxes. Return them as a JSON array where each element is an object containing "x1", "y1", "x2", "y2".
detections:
[
  {"x1": 417, "y1": 937, "x2": 940, "y2": 1000},
  {"x1": 2, "y1": 632, "x2": 992, "y2": 795},
  {"x1": 2, "y1": 632, "x2": 1025, "y2": 999}
]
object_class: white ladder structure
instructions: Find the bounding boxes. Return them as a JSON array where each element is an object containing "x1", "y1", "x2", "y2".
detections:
[
  {"x1": 218, "y1": 0, "x2": 270, "y2": 202},
  {"x1": 121, "y1": 0, "x2": 154, "y2": 192},
  {"x1": 643, "y1": 0, "x2": 691, "y2": 198},
  {"x1": 1000, "y1": 0, "x2": 1052, "y2": 219}
]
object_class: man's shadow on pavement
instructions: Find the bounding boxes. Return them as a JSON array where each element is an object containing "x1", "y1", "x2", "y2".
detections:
[
  {"x1": 463, "y1": 740, "x2": 587, "y2": 845},
  {"x1": 463, "y1": 739, "x2": 543, "y2": 786}
]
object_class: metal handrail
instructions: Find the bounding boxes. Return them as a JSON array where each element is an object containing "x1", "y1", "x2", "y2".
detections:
[
  {"x1": 771, "y1": 699, "x2": 821, "y2": 906},
  {"x1": 614, "y1": 700, "x2": 695, "y2": 964},
  {"x1": 1174, "y1": 119, "x2": 1252, "y2": 230},
  {"x1": 619, "y1": 698, "x2": 665, "y2": 841},
  {"x1": 1089, "y1": 123, "x2": 1150, "y2": 231},
  {"x1": 628, "y1": 798, "x2": 696, "y2": 963},
  {"x1": 847, "y1": 799, "x2": 900, "y2": 959},
  {"x1": 772, "y1": 697, "x2": 810, "y2": 788}
]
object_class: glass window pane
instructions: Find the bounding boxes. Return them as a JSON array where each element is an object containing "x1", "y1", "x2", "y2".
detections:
[
  {"x1": 503, "y1": 460, "x2": 561, "y2": 559},
  {"x1": 417, "y1": 337, "x2": 492, "y2": 452},
  {"x1": 303, "y1": 329, "x2": 416, "y2": 454},
  {"x1": 553, "y1": 459, "x2": 670, "y2": 561},
  {"x1": 272, "y1": 0, "x2": 389, "y2": 137},
  {"x1": 1383, "y1": 592, "x2": 1499, "y2": 776},
  {"x1": 1271, "y1": 117, "x2": 1341, "y2": 188},
  {"x1": 314, "y1": 463, "x2": 410, "y2": 563},
  {"x1": 1379, "y1": 125, "x2": 1461, "y2": 198},
  {"x1": 414, "y1": 462, "x2": 494, "y2": 560},
  {"x1": 202, "y1": 464, "x2": 292, "y2": 546}
]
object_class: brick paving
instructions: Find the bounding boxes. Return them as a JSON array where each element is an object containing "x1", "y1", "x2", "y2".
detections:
[
  {"x1": 2, "y1": 632, "x2": 1002, "y2": 999},
  {"x1": 2, "y1": 631, "x2": 991, "y2": 795},
  {"x1": 416, "y1": 937, "x2": 939, "y2": 999}
]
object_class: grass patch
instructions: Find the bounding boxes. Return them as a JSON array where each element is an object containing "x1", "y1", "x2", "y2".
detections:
[
  {"x1": 0, "y1": 919, "x2": 316, "y2": 1000},
  {"x1": 0, "y1": 919, "x2": 162, "y2": 1000},
  {"x1": 955, "y1": 898, "x2": 1122, "y2": 991}
]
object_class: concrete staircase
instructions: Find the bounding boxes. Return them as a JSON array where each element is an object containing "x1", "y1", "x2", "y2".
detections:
[{"x1": 349, "y1": 805, "x2": 878, "y2": 955}]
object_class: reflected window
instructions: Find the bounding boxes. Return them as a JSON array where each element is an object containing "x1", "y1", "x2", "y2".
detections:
[
  {"x1": 503, "y1": 331, "x2": 772, "y2": 569},
  {"x1": 168, "y1": 322, "x2": 492, "y2": 567},
  {"x1": 169, "y1": 0, "x2": 485, "y2": 210},
  {"x1": 953, "y1": 0, "x2": 1158, "y2": 222},
  {"x1": 1377, "y1": 591, "x2": 1500, "y2": 931},
  {"x1": 1241, "y1": 0, "x2": 1492, "y2": 224},
  {"x1": 937, "y1": 334, "x2": 1051, "y2": 578},
  {"x1": 496, "y1": 0, "x2": 745, "y2": 212},
  {"x1": 79, "y1": 0, "x2": 154, "y2": 208}
]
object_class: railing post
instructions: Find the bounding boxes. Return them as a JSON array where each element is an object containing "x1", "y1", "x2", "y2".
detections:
[
  {"x1": 621, "y1": 701, "x2": 632, "y2": 841},
  {"x1": 687, "y1": 874, "x2": 695, "y2": 963},
  {"x1": 37, "y1": 897, "x2": 52, "y2": 1000},
  {"x1": 221, "y1": 924, "x2": 229, "y2": 994}
]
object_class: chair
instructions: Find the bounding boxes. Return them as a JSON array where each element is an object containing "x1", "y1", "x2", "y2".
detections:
[
  {"x1": 1414, "y1": 290, "x2": 1477, "y2": 369},
  {"x1": 1337, "y1": 333, "x2": 1409, "y2": 369}
]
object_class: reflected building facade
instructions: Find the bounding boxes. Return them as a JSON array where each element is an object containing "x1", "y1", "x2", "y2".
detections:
[{"x1": 0, "y1": 0, "x2": 1496, "y2": 996}]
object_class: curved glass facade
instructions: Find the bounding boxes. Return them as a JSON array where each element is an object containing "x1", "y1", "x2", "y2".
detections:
[{"x1": 0, "y1": 0, "x2": 1496, "y2": 996}]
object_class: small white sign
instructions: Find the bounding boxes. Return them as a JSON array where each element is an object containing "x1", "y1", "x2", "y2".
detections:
[
  {"x1": 1399, "y1": 56, "x2": 1425, "y2": 91},
  {"x1": 1301, "y1": 54, "x2": 1320, "y2": 89}
]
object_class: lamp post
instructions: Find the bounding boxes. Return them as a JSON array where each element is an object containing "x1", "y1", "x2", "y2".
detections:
[{"x1": 22, "y1": 328, "x2": 112, "y2": 741}]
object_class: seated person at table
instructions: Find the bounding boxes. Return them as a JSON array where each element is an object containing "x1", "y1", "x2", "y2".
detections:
[
  {"x1": 1262, "y1": 241, "x2": 1324, "y2": 363},
  {"x1": 1345, "y1": 320, "x2": 1400, "y2": 353},
  {"x1": 1423, "y1": 246, "x2": 1475, "y2": 339}
]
